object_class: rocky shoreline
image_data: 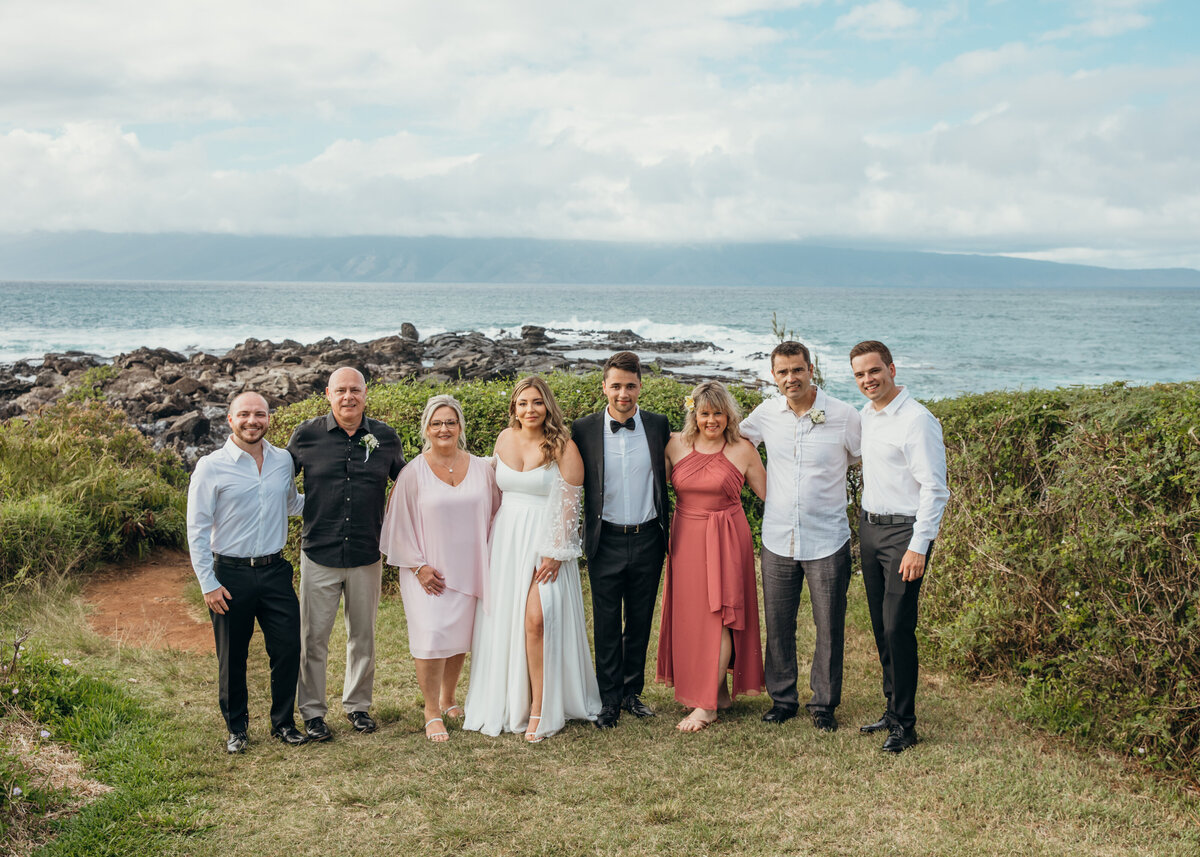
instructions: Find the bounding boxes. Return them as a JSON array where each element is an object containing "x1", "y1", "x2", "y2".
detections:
[{"x1": 0, "y1": 325, "x2": 734, "y2": 466}]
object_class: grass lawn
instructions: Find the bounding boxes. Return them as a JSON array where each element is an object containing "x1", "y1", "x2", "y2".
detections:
[{"x1": 13, "y1": 569, "x2": 1200, "y2": 857}]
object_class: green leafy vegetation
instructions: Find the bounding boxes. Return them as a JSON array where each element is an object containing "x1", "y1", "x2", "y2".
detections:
[
  {"x1": 60, "y1": 365, "x2": 120, "y2": 404},
  {"x1": 924, "y1": 382, "x2": 1200, "y2": 774},
  {"x1": 0, "y1": 402, "x2": 188, "y2": 585},
  {"x1": 0, "y1": 634, "x2": 206, "y2": 854}
]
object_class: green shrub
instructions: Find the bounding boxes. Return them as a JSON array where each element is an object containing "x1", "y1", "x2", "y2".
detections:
[
  {"x1": 61, "y1": 364, "x2": 120, "y2": 403},
  {"x1": 0, "y1": 403, "x2": 188, "y2": 584},
  {"x1": 0, "y1": 496, "x2": 92, "y2": 583},
  {"x1": 925, "y1": 381, "x2": 1200, "y2": 775}
]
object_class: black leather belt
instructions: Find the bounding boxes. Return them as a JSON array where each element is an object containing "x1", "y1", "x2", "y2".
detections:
[
  {"x1": 862, "y1": 512, "x2": 917, "y2": 525},
  {"x1": 601, "y1": 519, "x2": 656, "y2": 535},
  {"x1": 213, "y1": 552, "x2": 284, "y2": 567}
]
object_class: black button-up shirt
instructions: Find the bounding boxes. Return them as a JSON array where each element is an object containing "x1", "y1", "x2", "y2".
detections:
[{"x1": 287, "y1": 413, "x2": 405, "y2": 568}]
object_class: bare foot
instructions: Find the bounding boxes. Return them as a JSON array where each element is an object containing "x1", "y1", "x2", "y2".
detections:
[
  {"x1": 676, "y1": 709, "x2": 718, "y2": 732},
  {"x1": 425, "y1": 716, "x2": 449, "y2": 742},
  {"x1": 441, "y1": 704, "x2": 464, "y2": 719}
]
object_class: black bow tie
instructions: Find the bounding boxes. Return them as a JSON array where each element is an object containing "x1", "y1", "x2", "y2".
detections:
[{"x1": 610, "y1": 417, "x2": 636, "y2": 433}]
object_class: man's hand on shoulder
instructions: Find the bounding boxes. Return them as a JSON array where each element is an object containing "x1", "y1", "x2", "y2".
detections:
[{"x1": 204, "y1": 586, "x2": 233, "y2": 615}]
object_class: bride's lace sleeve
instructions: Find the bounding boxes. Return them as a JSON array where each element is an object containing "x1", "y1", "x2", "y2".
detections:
[{"x1": 539, "y1": 468, "x2": 583, "y2": 560}]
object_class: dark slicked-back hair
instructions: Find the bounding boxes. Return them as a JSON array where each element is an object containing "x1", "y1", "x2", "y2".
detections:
[
  {"x1": 849, "y1": 340, "x2": 894, "y2": 367},
  {"x1": 770, "y1": 340, "x2": 812, "y2": 369},
  {"x1": 603, "y1": 351, "x2": 642, "y2": 380}
]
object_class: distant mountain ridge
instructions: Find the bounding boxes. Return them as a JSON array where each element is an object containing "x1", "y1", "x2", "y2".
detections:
[{"x1": 1, "y1": 232, "x2": 1197, "y2": 287}]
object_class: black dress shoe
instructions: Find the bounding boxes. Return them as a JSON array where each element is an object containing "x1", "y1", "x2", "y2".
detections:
[
  {"x1": 226, "y1": 731, "x2": 248, "y2": 754},
  {"x1": 347, "y1": 711, "x2": 377, "y2": 733},
  {"x1": 812, "y1": 711, "x2": 838, "y2": 732},
  {"x1": 595, "y1": 704, "x2": 620, "y2": 729},
  {"x1": 271, "y1": 724, "x2": 310, "y2": 746},
  {"x1": 859, "y1": 713, "x2": 893, "y2": 734},
  {"x1": 621, "y1": 695, "x2": 655, "y2": 718},
  {"x1": 881, "y1": 724, "x2": 920, "y2": 753},
  {"x1": 761, "y1": 704, "x2": 798, "y2": 724},
  {"x1": 305, "y1": 716, "x2": 333, "y2": 741}
]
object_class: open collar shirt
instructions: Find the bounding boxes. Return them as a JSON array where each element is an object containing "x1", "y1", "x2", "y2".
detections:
[
  {"x1": 859, "y1": 386, "x2": 950, "y2": 555},
  {"x1": 601, "y1": 406, "x2": 656, "y2": 526},
  {"x1": 287, "y1": 412, "x2": 405, "y2": 568},
  {"x1": 741, "y1": 388, "x2": 862, "y2": 561},
  {"x1": 186, "y1": 437, "x2": 304, "y2": 594}
]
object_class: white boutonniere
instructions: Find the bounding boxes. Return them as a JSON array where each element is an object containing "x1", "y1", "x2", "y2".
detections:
[
  {"x1": 810, "y1": 409, "x2": 826, "y2": 425},
  {"x1": 360, "y1": 433, "x2": 379, "y2": 461}
]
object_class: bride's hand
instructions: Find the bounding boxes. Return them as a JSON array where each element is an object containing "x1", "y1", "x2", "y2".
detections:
[{"x1": 534, "y1": 557, "x2": 561, "y2": 584}]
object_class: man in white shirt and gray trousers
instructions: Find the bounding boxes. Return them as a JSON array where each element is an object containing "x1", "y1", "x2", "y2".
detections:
[
  {"x1": 187, "y1": 391, "x2": 307, "y2": 753},
  {"x1": 742, "y1": 341, "x2": 861, "y2": 732},
  {"x1": 850, "y1": 340, "x2": 949, "y2": 753}
]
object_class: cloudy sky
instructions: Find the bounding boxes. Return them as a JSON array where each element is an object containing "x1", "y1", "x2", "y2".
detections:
[{"x1": 2, "y1": 0, "x2": 1197, "y2": 269}]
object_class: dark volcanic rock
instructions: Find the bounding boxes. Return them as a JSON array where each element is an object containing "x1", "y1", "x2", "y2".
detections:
[
  {"x1": 2, "y1": 321, "x2": 720, "y2": 468},
  {"x1": 164, "y1": 410, "x2": 211, "y2": 445}
]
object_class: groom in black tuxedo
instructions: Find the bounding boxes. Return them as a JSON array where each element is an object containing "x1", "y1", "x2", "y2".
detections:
[{"x1": 572, "y1": 351, "x2": 671, "y2": 728}]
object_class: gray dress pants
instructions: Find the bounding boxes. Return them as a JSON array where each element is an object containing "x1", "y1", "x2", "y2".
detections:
[
  {"x1": 296, "y1": 551, "x2": 382, "y2": 720},
  {"x1": 760, "y1": 540, "x2": 851, "y2": 713}
]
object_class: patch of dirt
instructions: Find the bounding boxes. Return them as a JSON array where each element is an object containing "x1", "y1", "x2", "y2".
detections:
[
  {"x1": 83, "y1": 548, "x2": 214, "y2": 654},
  {"x1": 0, "y1": 714, "x2": 114, "y2": 801}
]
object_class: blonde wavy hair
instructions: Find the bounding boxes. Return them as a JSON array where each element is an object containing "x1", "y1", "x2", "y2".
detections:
[
  {"x1": 508, "y1": 376, "x2": 568, "y2": 466},
  {"x1": 681, "y1": 380, "x2": 743, "y2": 447}
]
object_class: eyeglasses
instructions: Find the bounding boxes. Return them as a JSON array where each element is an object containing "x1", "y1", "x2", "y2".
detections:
[{"x1": 429, "y1": 419, "x2": 460, "y2": 429}]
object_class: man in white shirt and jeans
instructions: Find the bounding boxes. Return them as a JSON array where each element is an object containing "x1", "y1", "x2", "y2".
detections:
[
  {"x1": 741, "y1": 341, "x2": 861, "y2": 732},
  {"x1": 187, "y1": 391, "x2": 307, "y2": 753},
  {"x1": 850, "y1": 340, "x2": 949, "y2": 753}
]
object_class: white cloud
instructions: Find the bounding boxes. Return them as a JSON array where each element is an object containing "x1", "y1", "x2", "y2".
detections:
[
  {"x1": 0, "y1": 0, "x2": 1197, "y2": 268},
  {"x1": 1040, "y1": 0, "x2": 1155, "y2": 40},
  {"x1": 835, "y1": 1, "x2": 921, "y2": 40}
]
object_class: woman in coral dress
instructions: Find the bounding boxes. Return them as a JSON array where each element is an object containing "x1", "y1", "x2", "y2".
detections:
[{"x1": 656, "y1": 380, "x2": 767, "y2": 732}]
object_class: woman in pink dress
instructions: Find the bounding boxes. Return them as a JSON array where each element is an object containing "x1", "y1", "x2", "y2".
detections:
[
  {"x1": 656, "y1": 380, "x2": 767, "y2": 732},
  {"x1": 380, "y1": 394, "x2": 500, "y2": 742}
]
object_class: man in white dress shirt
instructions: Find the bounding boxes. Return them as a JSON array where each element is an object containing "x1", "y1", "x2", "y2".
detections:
[
  {"x1": 850, "y1": 340, "x2": 949, "y2": 753},
  {"x1": 187, "y1": 391, "x2": 307, "y2": 753},
  {"x1": 741, "y1": 341, "x2": 861, "y2": 732}
]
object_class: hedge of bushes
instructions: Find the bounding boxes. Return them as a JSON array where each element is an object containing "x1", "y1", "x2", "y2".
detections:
[
  {"x1": 5, "y1": 374, "x2": 1197, "y2": 776},
  {"x1": 0, "y1": 402, "x2": 188, "y2": 585},
  {"x1": 924, "y1": 382, "x2": 1200, "y2": 775}
]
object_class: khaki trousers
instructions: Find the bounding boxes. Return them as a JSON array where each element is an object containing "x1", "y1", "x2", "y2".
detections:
[{"x1": 296, "y1": 551, "x2": 381, "y2": 720}]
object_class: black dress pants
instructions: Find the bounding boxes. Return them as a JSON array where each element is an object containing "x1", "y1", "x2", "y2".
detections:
[
  {"x1": 859, "y1": 515, "x2": 929, "y2": 730},
  {"x1": 587, "y1": 525, "x2": 665, "y2": 706},
  {"x1": 211, "y1": 556, "x2": 302, "y2": 734}
]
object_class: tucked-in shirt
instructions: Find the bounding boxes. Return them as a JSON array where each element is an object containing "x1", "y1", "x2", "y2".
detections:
[
  {"x1": 741, "y1": 388, "x2": 862, "y2": 561},
  {"x1": 602, "y1": 407, "x2": 656, "y2": 526},
  {"x1": 287, "y1": 413, "x2": 405, "y2": 568},
  {"x1": 186, "y1": 437, "x2": 304, "y2": 594},
  {"x1": 859, "y1": 386, "x2": 950, "y2": 555}
]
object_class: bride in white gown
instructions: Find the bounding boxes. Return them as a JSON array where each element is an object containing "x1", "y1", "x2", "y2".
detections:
[{"x1": 463, "y1": 376, "x2": 601, "y2": 741}]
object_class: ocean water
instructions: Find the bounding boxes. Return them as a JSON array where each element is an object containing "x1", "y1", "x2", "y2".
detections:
[{"x1": 3, "y1": 280, "x2": 1198, "y2": 404}]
